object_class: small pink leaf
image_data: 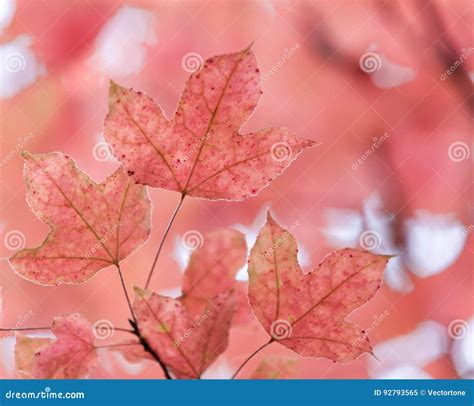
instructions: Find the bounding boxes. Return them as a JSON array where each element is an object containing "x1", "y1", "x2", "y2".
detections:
[
  {"x1": 251, "y1": 356, "x2": 297, "y2": 379},
  {"x1": 15, "y1": 313, "x2": 97, "y2": 379},
  {"x1": 10, "y1": 152, "x2": 151, "y2": 285},
  {"x1": 104, "y1": 47, "x2": 317, "y2": 200},
  {"x1": 134, "y1": 288, "x2": 235, "y2": 379},
  {"x1": 180, "y1": 228, "x2": 247, "y2": 317},
  {"x1": 248, "y1": 212, "x2": 391, "y2": 363}
]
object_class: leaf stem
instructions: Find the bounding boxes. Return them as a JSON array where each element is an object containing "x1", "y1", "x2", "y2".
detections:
[
  {"x1": 94, "y1": 342, "x2": 142, "y2": 349},
  {"x1": 231, "y1": 339, "x2": 274, "y2": 379},
  {"x1": 115, "y1": 266, "x2": 173, "y2": 379},
  {"x1": 144, "y1": 193, "x2": 185, "y2": 289},
  {"x1": 0, "y1": 327, "x2": 50, "y2": 332},
  {"x1": 115, "y1": 264, "x2": 137, "y2": 325},
  {"x1": 0, "y1": 326, "x2": 134, "y2": 333},
  {"x1": 129, "y1": 320, "x2": 173, "y2": 380},
  {"x1": 96, "y1": 326, "x2": 135, "y2": 334}
]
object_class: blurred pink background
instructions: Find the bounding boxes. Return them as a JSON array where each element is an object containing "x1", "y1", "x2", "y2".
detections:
[{"x1": 0, "y1": 0, "x2": 472, "y2": 379}]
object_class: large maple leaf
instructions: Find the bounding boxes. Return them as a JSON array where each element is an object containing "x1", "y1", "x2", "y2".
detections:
[
  {"x1": 133, "y1": 288, "x2": 235, "y2": 379},
  {"x1": 15, "y1": 313, "x2": 97, "y2": 378},
  {"x1": 9, "y1": 152, "x2": 151, "y2": 285},
  {"x1": 248, "y1": 212, "x2": 391, "y2": 363},
  {"x1": 104, "y1": 46, "x2": 316, "y2": 200}
]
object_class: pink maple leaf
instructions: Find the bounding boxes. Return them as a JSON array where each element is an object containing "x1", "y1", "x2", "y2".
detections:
[
  {"x1": 248, "y1": 212, "x2": 391, "y2": 363},
  {"x1": 104, "y1": 46, "x2": 317, "y2": 200},
  {"x1": 9, "y1": 152, "x2": 151, "y2": 285}
]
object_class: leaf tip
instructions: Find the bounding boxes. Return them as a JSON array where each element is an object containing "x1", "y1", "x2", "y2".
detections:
[
  {"x1": 133, "y1": 286, "x2": 151, "y2": 299},
  {"x1": 380, "y1": 254, "x2": 397, "y2": 262},
  {"x1": 266, "y1": 209, "x2": 275, "y2": 223},
  {"x1": 243, "y1": 41, "x2": 255, "y2": 53},
  {"x1": 108, "y1": 80, "x2": 124, "y2": 99},
  {"x1": 308, "y1": 139, "x2": 322, "y2": 148},
  {"x1": 370, "y1": 350, "x2": 381, "y2": 362},
  {"x1": 109, "y1": 79, "x2": 119, "y2": 89}
]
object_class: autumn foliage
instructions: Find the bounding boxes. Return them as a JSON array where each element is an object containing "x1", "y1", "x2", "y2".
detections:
[{"x1": 6, "y1": 47, "x2": 391, "y2": 379}]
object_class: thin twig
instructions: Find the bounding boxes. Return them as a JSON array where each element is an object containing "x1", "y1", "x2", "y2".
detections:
[
  {"x1": 95, "y1": 342, "x2": 142, "y2": 349},
  {"x1": 231, "y1": 339, "x2": 274, "y2": 379},
  {"x1": 96, "y1": 326, "x2": 135, "y2": 334},
  {"x1": 0, "y1": 327, "x2": 50, "y2": 332},
  {"x1": 129, "y1": 320, "x2": 173, "y2": 380},
  {"x1": 0, "y1": 326, "x2": 134, "y2": 333},
  {"x1": 145, "y1": 194, "x2": 185, "y2": 289},
  {"x1": 115, "y1": 265, "x2": 172, "y2": 379},
  {"x1": 115, "y1": 263, "x2": 137, "y2": 325}
]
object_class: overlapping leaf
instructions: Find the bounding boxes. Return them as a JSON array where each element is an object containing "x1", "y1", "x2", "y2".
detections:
[
  {"x1": 15, "y1": 313, "x2": 97, "y2": 378},
  {"x1": 251, "y1": 356, "x2": 297, "y2": 379},
  {"x1": 10, "y1": 152, "x2": 151, "y2": 285},
  {"x1": 180, "y1": 228, "x2": 247, "y2": 317},
  {"x1": 104, "y1": 47, "x2": 316, "y2": 200},
  {"x1": 133, "y1": 288, "x2": 235, "y2": 379},
  {"x1": 248, "y1": 212, "x2": 391, "y2": 363}
]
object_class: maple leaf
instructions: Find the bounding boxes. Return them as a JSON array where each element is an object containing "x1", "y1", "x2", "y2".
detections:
[
  {"x1": 133, "y1": 287, "x2": 235, "y2": 379},
  {"x1": 248, "y1": 212, "x2": 391, "y2": 363},
  {"x1": 180, "y1": 228, "x2": 247, "y2": 317},
  {"x1": 15, "y1": 314, "x2": 97, "y2": 378},
  {"x1": 104, "y1": 46, "x2": 317, "y2": 200},
  {"x1": 9, "y1": 152, "x2": 151, "y2": 285}
]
